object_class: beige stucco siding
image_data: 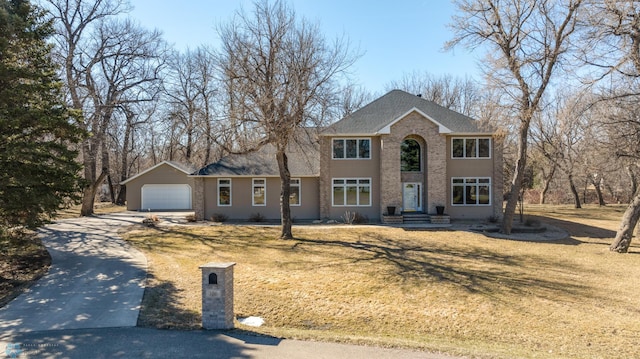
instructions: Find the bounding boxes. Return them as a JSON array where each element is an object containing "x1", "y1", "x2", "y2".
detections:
[
  {"x1": 124, "y1": 164, "x2": 194, "y2": 211},
  {"x1": 445, "y1": 136, "x2": 502, "y2": 219},
  {"x1": 320, "y1": 136, "x2": 381, "y2": 221},
  {"x1": 202, "y1": 177, "x2": 319, "y2": 221}
]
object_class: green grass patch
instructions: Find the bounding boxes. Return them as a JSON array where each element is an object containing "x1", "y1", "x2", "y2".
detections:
[{"x1": 123, "y1": 205, "x2": 640, "y2": 359}]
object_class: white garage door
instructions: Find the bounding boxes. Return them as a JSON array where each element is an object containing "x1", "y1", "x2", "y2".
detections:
[{"x1": 141, "y1": 184, "x2": 192, "y2": 210}]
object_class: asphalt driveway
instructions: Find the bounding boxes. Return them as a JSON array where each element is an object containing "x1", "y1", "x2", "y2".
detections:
[{"x1": 0, "y1": 213, "x2": 147, "y2": 333}]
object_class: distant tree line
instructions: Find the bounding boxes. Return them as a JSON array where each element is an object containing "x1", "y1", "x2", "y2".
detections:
[{"x1": 3, "y1": 0, "x2": 640, "y2": 250}]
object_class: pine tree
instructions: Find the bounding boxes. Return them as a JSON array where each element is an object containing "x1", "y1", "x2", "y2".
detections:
[{"x1": 0, "y1": 0, "x2": 84, "y2": 230}]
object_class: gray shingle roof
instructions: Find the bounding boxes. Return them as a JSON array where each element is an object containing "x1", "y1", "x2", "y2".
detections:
[
  {"x1": 324, "y1": 89, "x2": 489, "y2": 135},
  {"x1": 192, "y1": 138, "x2": 319, "y2": 177}
]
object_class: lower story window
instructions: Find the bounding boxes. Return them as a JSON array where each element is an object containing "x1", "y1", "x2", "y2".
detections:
[
  {"x1": 218, "y1": 179, "x2": 231, "y2": 206},
  {"x1": 290, "y1": 178, "x2": 301, "y2": 206},
  {"x1": 452, "y1": 177, "x2": 491, "y2": 205},
  {"x1": 252, "y1": 178, "x2": 266, "y2": 206},
  {"x1": 332, "y1": 178, "x2": 371, "y2": 206}
]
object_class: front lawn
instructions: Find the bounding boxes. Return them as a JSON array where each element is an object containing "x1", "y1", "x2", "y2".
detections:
[{"x1": 123, "y1": 205, "x2": 640, "y2": 359}]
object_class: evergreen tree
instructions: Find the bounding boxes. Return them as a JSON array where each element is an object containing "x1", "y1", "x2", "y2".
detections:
[{"x1": 0, "y1": 0, "x2": 84, "y2": 230}]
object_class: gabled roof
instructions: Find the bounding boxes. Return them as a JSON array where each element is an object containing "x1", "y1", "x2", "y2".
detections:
[
  {"x1": 323, "y1": 89, "x2": 490, "y2": 135},
  {"x1": 120, "y1": 161, "x2": 195, "y2": 184},
  {"x1": 192, "y1": 135, "x2": 320, "y2": 177}
]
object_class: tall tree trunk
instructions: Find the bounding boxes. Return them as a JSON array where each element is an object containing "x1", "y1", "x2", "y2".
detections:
[
  {"x1": 627, "y1": 165, "x2": 638, "y2": 202},
  {"x1": 502, "y1": 121, "x2": 530, "y2": 234},
  {"x1": 568, "y1": 173, "x2": 582, "y2": 209},
  {"x1": 276, "y1": 149, "x2": 293, "y2": 239},
  {"x1": 80, "y1": 138, "x2": 97, "y2": 216},
  {"x1": 610, "y1": 191, "x2": 640, "y2": 253},
  {"x1": 116, "y1": 110, "x2": 133, "y2": 205},
  {"x1": 539, "y1": 164, "x2": 556, "y2": 204},
  {"x1": 591, "y1": 176, "x2": 606, "y2": 206},
  {"x1": 107, "y1": 174, "x2": 115, "y2": 204}
]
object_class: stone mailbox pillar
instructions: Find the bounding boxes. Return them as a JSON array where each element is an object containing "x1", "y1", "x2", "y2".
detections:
[{"x1": 199, "y1": 262, "x2": 235, "y2": 329}]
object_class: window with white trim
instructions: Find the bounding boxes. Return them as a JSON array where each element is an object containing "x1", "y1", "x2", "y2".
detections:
[
  {"x1": 218, "y1": 179, "x2": 231, "y2": 206},
  {"x1": 332, "y1": 138, "x2": 371, "y2": 159},
  {"x1": 452, "y1": 177, "x2": 491, "y2": 206},
  {"x1": 290, "y1": 178, "x2": 301, "y2": 206},
  {"x1": 332, "y1": 178, "x2": 371, "y2": 206},
  {"x1": 452, "y1": 138, "x2": 491, "y2": 158},
  {"x1": 252, "y1": 178, "x2": 266, "y2": 206}
]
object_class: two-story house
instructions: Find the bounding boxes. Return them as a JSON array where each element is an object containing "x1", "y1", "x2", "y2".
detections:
[{"x1": 123, "y1": 89, "x2": 503, "y2": 223}]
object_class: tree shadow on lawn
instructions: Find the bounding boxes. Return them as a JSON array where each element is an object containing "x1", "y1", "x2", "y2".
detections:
[
  {"x1": 528, "y1": 214, "x2": 617, "y2": 240},
  {"x1": 137, "y1": 272, "x2": 201, "y2": 330},
  {"x1": 527, "y1": 214, "x2": 640, "y2": 253},
  {"x1": 135, "y1": 225, "x2": 610, "y2": 304},
  {"x1": 290, "y1": 234, "x2": 598, "y2": 302}
]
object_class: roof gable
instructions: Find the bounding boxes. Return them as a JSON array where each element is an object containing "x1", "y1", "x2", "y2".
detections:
[
  {"x1": 324, "y1": 89, "x2": 488, "y2": 135},
  {"x1": 121, "y1": 161, "x2": 194, "y2": 185}
]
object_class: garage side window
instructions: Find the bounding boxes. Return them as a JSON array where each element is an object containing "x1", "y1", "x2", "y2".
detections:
[{"x1": 218, "y1": 179, "x2": 231, "y2": 206}]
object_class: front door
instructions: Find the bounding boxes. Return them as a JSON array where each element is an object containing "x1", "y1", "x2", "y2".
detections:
[{"x1": 402, "y1": 183, "x2": 422, "y2": 212}]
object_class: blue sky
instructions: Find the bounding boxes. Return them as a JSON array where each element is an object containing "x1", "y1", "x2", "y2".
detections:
[{"x1": 130, "y1": 0, "x2": 481, "y2": 94}]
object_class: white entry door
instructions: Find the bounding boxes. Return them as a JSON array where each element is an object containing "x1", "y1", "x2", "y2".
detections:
[{"x1": 402, "y1": 183, "x2": 422, "y2": 212}]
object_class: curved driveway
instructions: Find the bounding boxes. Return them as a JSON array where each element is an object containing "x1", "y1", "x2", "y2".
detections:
[{"x1": 0, "y1": 213, "x2": 147, "y2": 333}]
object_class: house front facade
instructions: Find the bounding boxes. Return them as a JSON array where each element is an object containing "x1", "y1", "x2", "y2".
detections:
[
  {"x1": 319, "y1": 90, "x2": 503, "y2": 221},
  {"x1": 125, "y1": 90, "x2": 502, "y2": 223}
]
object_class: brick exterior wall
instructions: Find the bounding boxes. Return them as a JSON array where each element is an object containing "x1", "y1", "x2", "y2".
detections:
[
  {"x1": 194, "y1": 177, "x2": 205, "y2": 221},
  {"x1": 319, "y1": 136, "x2": 331, "y2": 219},
  {"x1": 382, "y1": 112, "x2": 447, "y2": 217}
]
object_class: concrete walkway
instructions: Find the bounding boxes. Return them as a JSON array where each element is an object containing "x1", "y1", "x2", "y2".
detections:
[{"x1": 0, "y1": 212, "x2": 465, "y2": 358}]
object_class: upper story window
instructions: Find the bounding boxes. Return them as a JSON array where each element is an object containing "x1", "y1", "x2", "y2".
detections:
[
  {"x1": 332, "y1": 138, "x2": 370, "y2": 159},
  {"x1": 452, "y1": 138, "x2": 491, "y2": 159},
  {"x1": 401, "y1": 138, "x2": 421, "y2": 172}
]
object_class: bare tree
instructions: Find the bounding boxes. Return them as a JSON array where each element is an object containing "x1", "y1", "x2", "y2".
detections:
[
  {"x1": 162, "y1": 46, "x2": 222, "y2": 167},
  {"x1": 580, "y1": 1, "x2": 640, "y2": 252},
  {"x1": 216, "y1": 0, "x2": 357, "y2": 239},
  {"x1": 595, "y1": 89, "x2": 640, "y2": 252},
  {"x1": 386, "y1": 70, "x2": 482, "y2": 117},
  {"x1": 532, "y1": 91, "x2": 593, "y2": 208},
  {"x1": 447, "y1": 0, "x2": 583, "y2": 234},
  {"x1": 46, "y1": 0, "x2": 164, "y2": 215}
]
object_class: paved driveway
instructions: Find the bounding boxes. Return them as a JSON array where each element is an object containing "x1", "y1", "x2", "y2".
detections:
[{"x1": 0, "y1": 213, "x2": 148, "y2": 333}]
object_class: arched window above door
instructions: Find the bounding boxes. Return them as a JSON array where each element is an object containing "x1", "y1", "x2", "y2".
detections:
[{"x1": 401, "y1": 139, "x2": 421, "y2": 172}]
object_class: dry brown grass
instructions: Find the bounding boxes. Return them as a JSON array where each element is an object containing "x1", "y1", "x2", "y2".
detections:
[
  {"x1": 0, "y1": 232, "x2": 51, "y2": 308},
  {"x1": 123, "y1": 204, "x2": 640, "y2": 359}
]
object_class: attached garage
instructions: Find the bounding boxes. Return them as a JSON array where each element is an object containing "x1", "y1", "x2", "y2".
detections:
[
  {"x1": 121, "y1": 161, "x2": 195, "y2": 211},
  {"x1": 141, "y1": 184, "x2": 192, "y2": 210}
]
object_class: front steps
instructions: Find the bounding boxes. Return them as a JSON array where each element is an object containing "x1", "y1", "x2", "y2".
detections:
[{"x1": 381, "y1": 212, "x2": 450, "y2": 225}]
